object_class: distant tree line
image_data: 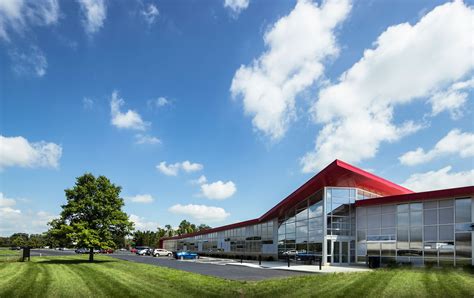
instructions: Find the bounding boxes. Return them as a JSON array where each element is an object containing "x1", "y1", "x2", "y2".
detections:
[
  {"x1": 132, "y1": 220, "x2": 211, "y2": 247},
  {"x1": 0, "y1": 232, "x2": 58, "y2": 248}
]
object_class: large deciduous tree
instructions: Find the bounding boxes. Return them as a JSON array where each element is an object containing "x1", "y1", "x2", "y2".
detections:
[{"x1": 49, "y1": 173, "x2": 133, "y2": 262}]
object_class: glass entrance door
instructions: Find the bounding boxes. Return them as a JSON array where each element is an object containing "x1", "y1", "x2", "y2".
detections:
[{"x1": 332, "y1": 241, "x2": 349, "y2": 265}]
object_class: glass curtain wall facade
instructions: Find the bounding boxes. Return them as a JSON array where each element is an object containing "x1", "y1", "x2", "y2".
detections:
[
  {"x1": 356, "y1": 197, "x2": 473, "y2": 266},
  {"x1": 164, "y1": 220, "x2": 276, "y2": 257},
  {"x1": 278, "y1": 190, "x2": 324, "y2": 259},
  {"x1": 164, "y1": 187, "x2": 380, "y2": 264}
]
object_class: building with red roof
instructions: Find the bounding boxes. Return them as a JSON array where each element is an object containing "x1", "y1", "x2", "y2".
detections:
[{"x1": 161, "y1": 160, "x2": 473, "y2": 267}]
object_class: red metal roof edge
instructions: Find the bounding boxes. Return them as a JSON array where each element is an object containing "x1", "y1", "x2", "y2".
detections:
[
  {"x1": 335, "y1": 160, "x2": 413, "y2": 194},
  {"x1": 258, "y1": 160, "x2": 339, "y2": 221},
  {"x1": 162, "y1": 159, "x2": 416, "y2": 241},
  {"x1": 259, "y1": 159, "x2": 412, "y2": 221},
  {"x1": 355, "y1": 186, "x2": 474, "y2": 207},
  {"x1": 160, "y1": 218, "x2": 259, "y2": 241}
]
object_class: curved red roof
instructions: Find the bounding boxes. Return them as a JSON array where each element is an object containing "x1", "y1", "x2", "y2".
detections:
[{"x1": 161, "y1": 159, "x2": 413, "y2": 242}]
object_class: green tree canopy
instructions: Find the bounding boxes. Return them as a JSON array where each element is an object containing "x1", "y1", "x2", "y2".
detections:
[{"x1": 49, "y1": 173, "x2": 134, "y2": 261}]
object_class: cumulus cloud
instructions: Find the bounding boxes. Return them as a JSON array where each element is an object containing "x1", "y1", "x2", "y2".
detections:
[
  {"x1": 169, "y1": 204, "x2": 230, "y2": 222},
  {"x1": 399, "y1": 129, "x2": 474, "y2": 166},
  {"x1": 141, "y1": 3, "x2": 159, "y2": 25},
  {"x1": 129, "y1": 214, "x2": 158, "y2": 231},
  {"x1": 0, "y1": 135, "x2": 62, "y2": 170},
  {"x1": 231, "y1": 0, "x2": 351, "y2": 140},
  {"x1": 224, "y1": 0, "x2": 249, "y2": 15},
  {"x1": 429, "y1": 77, "x2": 474, "y2": 119},
  {"x1": 0, "y1": 193, "x2": 16, "y2": 207},
  {"x1": 0, "y1": 0, "x2": 60, "y2": 41},
  {"x1": 200, "y1": 180, "x2": 236, "y2": 200},
  {"x1": 0, "y1": 207, "x2": 56, "y2": 236},
  {"x1": 156, "y1": 161, "x2": 203, "y2": 176},
  {"x1": 134, "y1": 134, "x2": 161, "y2": 145},
  {"x1": 110, "y1": 91, "x2": 149, "y2": 130},
  {"x1": 301, "y1": 1, "x2": 474, "y2": 172},
  {"x1": 9, "y1": 46, "x2": 48, "y2": 77},
  {"x1": 402, "y1": 166, "x2": 474, "y2": 192},
  {"x1": 127, "y1": 194, "x2": 154, "y2": 204},
  {"x1": 190, "y1": 175, "x2": 207, "y2": 185},
  {"x1": 77, "y1": 0, "x2": 107, "y2": 35},
  {"x1": 181, "y1": 161, "x2": 203, "y2": 172},
  {"x1": 147, "y1": 97, "x2": 169, "y2": 109}
]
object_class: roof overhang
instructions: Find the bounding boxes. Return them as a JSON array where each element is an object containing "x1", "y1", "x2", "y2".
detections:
[
  {"x1": 355, "y1": 186, "x2": 474, "y2": 207},
  {"x1": 259, "y1": 159, "x2": 412, "y2": 221}
]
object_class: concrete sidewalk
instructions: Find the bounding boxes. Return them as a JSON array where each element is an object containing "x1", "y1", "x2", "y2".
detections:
[{"x1": 227, "y1": 260, "x2": 372, "y2": 274}]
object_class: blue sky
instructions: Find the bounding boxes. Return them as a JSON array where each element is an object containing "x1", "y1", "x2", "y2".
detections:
[{"x1": 0, "y1": 0, "x2": 473, "y2": 236}]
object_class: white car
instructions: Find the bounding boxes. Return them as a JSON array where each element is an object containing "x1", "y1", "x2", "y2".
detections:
[
  {"x1": 153, "y1": 249, "x2": 172, "y2": 257},
  {"x1": 137, "y1": 249, "x2": 149, "y2": 256}
]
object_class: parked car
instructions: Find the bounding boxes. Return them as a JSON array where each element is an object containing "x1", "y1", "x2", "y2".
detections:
[
  {"x1": 137, "y1": 248, "x2": 150, "y2": 256},
  {"x1": 132, "y1": 246, "x2": 150, "y2": 254},
  {"x1": 75, "y1": 248, "x2": 88, "y2": 254},
  {"x1": 153, "y1": 249, "x2": 172, "y2": 257},
  {"x1": 173, "y1": 251, "x2": 199, "y2": 260},
  {"x1": 10, "y1": 247, "x2": 21, "y2": 250},
  {"x1": 282, "y1": 249, "x2": 304, "y2": 256},
  {"x1": 100, "y1": 248, "x2": 114, "y2": 254}
]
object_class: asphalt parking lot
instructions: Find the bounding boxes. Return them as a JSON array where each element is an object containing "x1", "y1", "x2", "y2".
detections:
[{"x1": 31, "y1": 249, "x2": 309, "y2": 281}]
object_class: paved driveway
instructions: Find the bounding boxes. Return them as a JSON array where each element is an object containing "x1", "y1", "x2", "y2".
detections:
[
  {"x1": 30, "y1": 250, "x2": 310, "y2": 280},
  {"x1": 110, "y1": 254, "x2": 309, "y2": 281}
]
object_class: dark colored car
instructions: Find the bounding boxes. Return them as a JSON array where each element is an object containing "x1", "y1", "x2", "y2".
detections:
[
  {"x1": 100, "y1": 248, "x2": 114, "y2": 254},
  {"x1": 173, "y1": 251, "x2": 199, "y2": 259},
  {"x1": 75, "y1": 248, "x2": 88, "y2": 254},
  {"x1": 10, "y1": 247, "x2": 21, "y2": 250}
]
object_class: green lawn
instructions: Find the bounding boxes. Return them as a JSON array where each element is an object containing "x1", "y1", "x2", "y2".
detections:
[
  {"x1": 0, "y1": 248, "x2": 21, "y2": 262},
  {"x1": 0, "y1": 255, "x2": 473, "y2": 297}
]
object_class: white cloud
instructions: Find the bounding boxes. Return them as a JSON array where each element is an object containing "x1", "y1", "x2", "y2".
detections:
[
  {"x1": 200, "y1": 180, "x2": 236, "y2": 200},
  {"x1": 231, "y1": 0, "x2": 351, "y2": 140},
  {"x1": 0, "y1": 193, "x2": 16, "y2": 207},
  {"x1": 127, "y1": 194, "x2": 154, "y2": 204},
  {"x1": 0, "y1": 207, "x2": 56, "y2": 236},
  {"x1": 77, "y1": 0, "x2": 106, "y2": 35},
  {"x1": 429, "y1": 77, "x2": 474, "y2": 119},
  {"x1": 0, "y1": 0, "x2": 60, "y2": 41},
  {"x1": 82, "y1": 97, "x2": 94, "y2": 109},
  {"x1": 190, "y1": 175, "x2": 207, "y2": 185},
  {"x1": 301, "y1": 1, "x2": 474, "y2": 173},
  {"x1": 156, "y1": 161, "x2": 203, "y2": 176},
  {"x1": 181, "y1": 161, "x2": 203, "y2": 173},
  {"x1": 110, "y1": 91, "x2": 149, "y2": 131},
  {"x1": 129, "y1": 214, "x2": 158, "y2": 231},
  {"x1": 0, "y1": 135, "x2": 62, "y2": 170},
  {"x1": 399, "y1": 129, "x2": 474, "y2": 166},
  {"x1": 169, "y1": 204, "x2": 230, "y2": 222},
  {"x1": 156, "y1": 161, "x2": 180, "y2": 176},
  {"x1": 402, "y1": 166, "x2": 474, "y2": 192},
  {"x1": 9, "y1": 46, "x2": 48, "y2": 77},
  {"x1": 224, "y1": 0, "x2": 249, "y2": 15},
  {"x1": 142, "y1": 3, "x2": 159, "y2": 25},
  {"x1": 147, "y1": 97, "x2": 169, "y2": 109},
  {"x1": 134, "y1": 134, "x2": 161, "y2": 145}
]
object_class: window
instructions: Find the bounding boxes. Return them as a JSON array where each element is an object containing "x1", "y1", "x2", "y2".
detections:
[
  {"x1": 439, "y1": 225, "x2": 454, "y2": 241},
  {"x1": 397, "y1": 212, "x2": 409, "y2": 226},
  {"x1": 455, "y1": 233, "x2": 471, "y2": 258},
  {"x1": 424, "y1": 201, "x2": 438, "y2": 209},
  {"x1": 424, "y1": 226, "x2": 437, "y2": 242},
  {"x1": 439, "y1": 208, "x2": 454, "y2": 224},
  {"x1": 410, "y1": 211, "x2": 423, "y2": 226},
  {"x1": 455, "y1": 198, "x2": 472, "y2": 223},
  {"x1": 424, "y1": 209, "x2": 437, "y2": 225}
]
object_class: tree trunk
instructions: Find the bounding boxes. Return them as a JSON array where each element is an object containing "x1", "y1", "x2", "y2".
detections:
[{"x1": 89, "y1": 248, "x2": 94, "y2": 262}]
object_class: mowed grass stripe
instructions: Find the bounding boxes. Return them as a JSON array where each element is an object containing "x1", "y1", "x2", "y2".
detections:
[{"x1": 1, "y1": 255, "x2": 473, "y2": 298}]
